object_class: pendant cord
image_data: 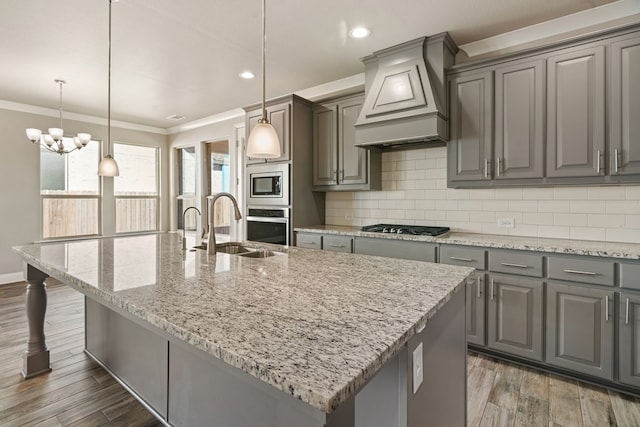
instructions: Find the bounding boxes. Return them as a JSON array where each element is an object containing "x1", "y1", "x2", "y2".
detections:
[
  {"x1": 107, "y1": 0, "x2": 112, "y2": 156},
  {"x1": 261, "y1": 0, "x2": 266, "y2": 122},
  {"x1": 58, "y1": 81, "x2": 63, "y2": 129}
]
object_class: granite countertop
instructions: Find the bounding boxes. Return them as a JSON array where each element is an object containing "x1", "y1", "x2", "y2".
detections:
[
  {"x1": 12, "y1": 233, "x2": 473, "y2": 413},
  {"x1": 294, "y1": 225, "x2": 640, "y2": 260}
]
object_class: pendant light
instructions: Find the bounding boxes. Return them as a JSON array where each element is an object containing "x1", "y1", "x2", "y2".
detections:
[
  {"x1": 246, "y1": 0, "x2": 281, "y2": 159},
  {"x1": 98, "y1": 0, "x2": 120, "y2": 177}
]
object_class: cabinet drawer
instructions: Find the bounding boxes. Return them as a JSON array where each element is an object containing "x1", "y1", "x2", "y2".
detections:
[
  {"x1": 548, "y1": 255, "x2": 614, "y2": 287},
  {"x1": 354, "y1": 237, "x2": 437, "y2": 262},
  {"x1": 440, "y1": 245, "x2": 487, "y2": 270},
  {"x1": 489, "y1": 249, "x2": 543, "y2": 277},
  {"x1": 620, "y1": 263, "x2": 640, "y2": 289},
  {"x1": 296, "y1": 233, "x2": 322, "y2": 249},
  {"x1": 323, "y1": 235, "x2": 353, "y2": 253}
]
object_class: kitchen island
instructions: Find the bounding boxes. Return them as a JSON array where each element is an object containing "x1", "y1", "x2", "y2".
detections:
[{"x1": 13, "y1": 233, "x2": 474, "y2": 427}]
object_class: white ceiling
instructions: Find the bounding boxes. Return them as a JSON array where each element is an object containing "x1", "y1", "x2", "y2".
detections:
[{"x1": 0, "y1": 0, "x2": 626, "y2": 129}]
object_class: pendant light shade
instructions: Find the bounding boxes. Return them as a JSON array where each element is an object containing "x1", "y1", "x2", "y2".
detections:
[
  {"x1": 246, "y1": 0, "x2": 281, "y2": 159},
  {"x1": 247, "y1": 121, "x2": 280, "y2": 158},
  {"x1": 98, "y1": 0, "x2": 120, "y2": 177}
]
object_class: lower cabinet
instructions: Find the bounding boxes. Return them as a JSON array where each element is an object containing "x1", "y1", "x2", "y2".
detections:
[
  {"x1": 487, "y1": 273, "x2": 544, "y2": 361},
  {"x1": 619, "y1": 291, "x2": 640, "y2": 387},
  {"x1": 546, "y1": 281, "x2": 615, "y2": 380},
  {"x1": 465, "y1": 273, "x2": 486, "y2": 346},
  {"x1": 354, "y1": 237, "x2": 437, "y2": 262},
  {"x1": 323, "y1": 235, "x2": 353, "y2": 253}
]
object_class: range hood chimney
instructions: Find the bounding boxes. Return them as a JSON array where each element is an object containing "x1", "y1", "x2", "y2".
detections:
[{"x1": 355, "y1": 33, "x2": 458, "y2": 149}]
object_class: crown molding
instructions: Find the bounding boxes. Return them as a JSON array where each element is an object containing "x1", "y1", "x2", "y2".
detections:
[{"x1": 460, "y1": 0, "x2": 640, "y2": 58}]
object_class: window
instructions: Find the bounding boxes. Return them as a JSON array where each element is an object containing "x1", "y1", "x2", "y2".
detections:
[
  {"x1": 41, "y1": 138, "x2": 100, "y2": 239},
  {"x1": 113, "y1": 143, "x2": 159, "y2": 233},
  {"x1": 176, "y1": 147, "x2": 197, "y2": 231}
]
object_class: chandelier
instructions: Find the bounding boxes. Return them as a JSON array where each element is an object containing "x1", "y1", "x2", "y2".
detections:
[{"x1": 25, "y1": 79, "x2": 92, "y2": 155}]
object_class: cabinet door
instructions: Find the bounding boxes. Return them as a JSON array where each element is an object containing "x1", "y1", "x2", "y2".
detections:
[
  {"x1": 546, "y1": 281, "x2": 614, "y2": 380},
  {"x1": 323, "y1": 235, "x2": 353, "y2": 253},
  {"x1": 312, "y1": 104, "x2": 338, "y2": 185},
  {"x1": 338, "y1": 96, "x2": 367, "y2": 185},
  {"x1": 546, "y1": 45, "x2": 605, "y2": 178},
  {"x1": 448, "y1": 71, "x2": 493, "y2": 181},
  {"x1": 620, "y1": 292, "x2": 640, "y2": 387},
  {"x1": 487, "y1": 274, "x2": 543, "y2": 361},
  {"x1": 246, "y1": 102, "x2": 290, "y2": 164},
  {"x1": 610, "y1": 34, "x2": 640, "y2": 176},
  {"x1": 494, "y1": 59, "x2": 544, "y2": 179},
  {"x1": 466, "y1": 273, "x2": 486, "y2": 346}
]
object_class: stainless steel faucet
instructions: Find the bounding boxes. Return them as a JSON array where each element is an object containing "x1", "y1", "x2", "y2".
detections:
[
  {"x1": 207, "y1": 192, "x2": 242, "y2": 255},
  {"x1": 182, "y1": 206, "x2": 202, "y2": 250}
]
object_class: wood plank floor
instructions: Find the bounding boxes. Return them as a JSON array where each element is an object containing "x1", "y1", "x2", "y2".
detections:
[{"x1": 2, "y1": 280, "x2": 640, "y2": 426}]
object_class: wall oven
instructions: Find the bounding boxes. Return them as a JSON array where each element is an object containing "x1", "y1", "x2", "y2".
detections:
[
  {"x1": 247, "y1": 163, "x2": 289, "y2": 206},
  {"x1": 246, "y1": 207, "x2": 289, "y2": 246}
]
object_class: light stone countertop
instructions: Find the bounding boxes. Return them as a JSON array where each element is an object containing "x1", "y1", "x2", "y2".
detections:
[
  {"x1": 12, "y1": 233, "x2": 473, "y2": 413},
  {"x1": 294, "y1": 225, "x2": 640, "y2": 260}
]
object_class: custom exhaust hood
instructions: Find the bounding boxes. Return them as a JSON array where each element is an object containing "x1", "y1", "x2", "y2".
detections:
[{"x1": 355, "y1": 33, "x2": 458, "y2": 149}]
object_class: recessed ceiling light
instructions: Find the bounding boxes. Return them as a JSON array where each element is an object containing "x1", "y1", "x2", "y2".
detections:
[
  {"x1": 349, "y1": 27, "x2": 371, "y2": 39},
  {"x1": 239, "y1": 71, "x2": 255, "y2": 79}
]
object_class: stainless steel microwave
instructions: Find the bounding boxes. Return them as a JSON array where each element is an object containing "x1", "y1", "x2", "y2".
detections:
[{"x1": 247, "y1": 163, "x2": 289, "y2": 206}]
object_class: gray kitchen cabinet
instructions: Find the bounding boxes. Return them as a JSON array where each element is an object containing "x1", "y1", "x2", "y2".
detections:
[
  {"x1": 494, "y1": 59, "x2": 545, "y2": 180},
  {"x1": 546, "y1": 44, "x2": 606, "y2": 178},
  {"x1": 296, "y1": 232, "x2": 322, "y2": 249},
  {"x1": 246, "y1": 101, "x2": 290, "y2": 164},
  {"x1": 609, "y1": 33, "x2": 640, "y2": 177},
  {"x1": 448, "y1": 71, "x2": 493, "y2": 182},
  {"x1": 546, "y1": 281, "x2": 614, "y2": 380},
  {"x1": 354, "y1": 237, "x2": 437, "y2": 262},
  {"x1": 619, "y1": 291, "x2": 640, "y2": 387},
  {"x1": 487, "y1": 273, "x2": 544, "y2": 361},
  {"x1": 323, "y1": 235, "x2": 353, "y2": 253},
  {"x1": 313, "y1": 94, "x2": 381, "y2": 191},
  {"x1": 440, "y1": 245, "x2": 487, "y2": 346}
]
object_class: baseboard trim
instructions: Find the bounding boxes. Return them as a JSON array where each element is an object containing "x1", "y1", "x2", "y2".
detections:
[{"x1": 0, "y1": 272, "x2": 23, "y2": 285}]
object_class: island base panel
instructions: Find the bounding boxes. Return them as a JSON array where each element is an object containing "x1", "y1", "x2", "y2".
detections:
[{"x1": 22, "y1": 264, "x2": 51, "y2": 379}]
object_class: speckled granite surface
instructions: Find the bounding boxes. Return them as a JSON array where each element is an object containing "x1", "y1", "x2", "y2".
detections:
[
  {"x1": 12, "y1": 233, "x2": 473, "y2": 413},
  {"x1": 295, "y1": 225, "x2": 640, "y2": 260}
]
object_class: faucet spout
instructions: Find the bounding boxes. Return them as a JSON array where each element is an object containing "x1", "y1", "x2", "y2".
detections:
[
  {"x1": 182, "y1": 206, "x2": 201, "y2": 250},
  {"x1": 207, "y1": 192, "x2": 242, "y2": 255}
]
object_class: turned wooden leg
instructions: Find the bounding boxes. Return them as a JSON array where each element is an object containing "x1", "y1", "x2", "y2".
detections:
[{"x1": 22, "y1": 264, "x2": 52, "y2": 379}]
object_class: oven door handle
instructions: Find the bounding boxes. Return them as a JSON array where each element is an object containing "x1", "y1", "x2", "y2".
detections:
[{"x1": 246, "y1": 216, "x2": 289, "y2": 223}]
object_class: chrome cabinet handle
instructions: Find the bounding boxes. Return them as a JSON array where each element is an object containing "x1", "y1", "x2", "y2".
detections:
[
  {"x1": 340, "y1": 170, "x2": 345, "y2": 181},
  {"x1": 484, "y1": 158, "x2": 489, "y2": 178},
  {"x1": 626, "y1": 297, "x2": 630, "y2": 325},
  {"x1": 614, "y1": 148, "x2": 620, "y2": 173},
  {"x1": 605, "y1": 295, "x2": 609, "y2": 321},
  {"x1": 563, "y1": 269, "x2": 597, "y2": 276},
  {"x1": 299, "y1": 241, "x2": 316, "y2": 245},
  {"x1": 333, "y1": 170, "x2": 337, "y2": 181},
  {"x1": 597, "y1": 149, "x2": 602, "y2": 174},
  {"x1": 477, "y1": 276, "x2": 481, "y2": 298},
  {"x1": 500, "y1": 262, "x2": 529, "y2": 269},
  {"x1": 496, "y1": 157, "x2": 501, "y2": 177},
  {"x1": 328, "y1": 244, "x2": 345, "y2": 248},
  {"x1": 450, "y1": 256, "x2": 473, "y2": 262},
  {"x1": 490, "y1": 278, "x2": 495, "y2": 301}
]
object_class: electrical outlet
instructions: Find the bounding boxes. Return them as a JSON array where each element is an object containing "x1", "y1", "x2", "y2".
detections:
[
  {"x1": 497, "y1": 218, "x2": 515, "y2": 228},
  {"x1": 412, "y1": 342, "x2": 423, "y2": 394},
  {"x1": 344, "y1": 212, "x2": 353, "y2": 220}
]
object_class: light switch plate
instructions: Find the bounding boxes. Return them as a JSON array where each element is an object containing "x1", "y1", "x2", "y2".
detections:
[{"x1": 412, "y1": 342, "x2": 423, "y2": 394}]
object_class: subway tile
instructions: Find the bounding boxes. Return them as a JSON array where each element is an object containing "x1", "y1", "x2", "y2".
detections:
[
  {"x1": 523, "y1": 212, "x2": 554, "y2": 225},
  {"x1": 435, "y1": 179, "x2": 448, "y2": 189},
  {"x1": 508, "y1": 200, "x2": 538, "y2": 212},
  {"x1": 415, "y1": 179, "x2": 437, "y2": 190},
  {"x1": 606, "y1": 228, "x2": 640, "y2": 243},
  {"x1": 387, "y1": 191, "x2": 407, "y2": 200},
  {"x1": 422, "y1": 210, "x2": 447, "y2": 221},
  {"x1": 397, "y1": 180, "x2": 417, "y2": 190},
  {"x1": 482, "y1": 200, "x2": 509, "y2": 211},
  {"x1": 447, "y1": 189, "x2": 471, "y2": 200},
  {"x1": 570, "y1": 227, "x2": 605, "y2": 241},
  {"x1": 446, "y1": 211, "x2": 470, "y2": 222},
  {"x1": 404, "y1": 149, "x2": 427, "y2": 161},
  {"x1": 522, "y1": 188, "x2": 554, "y2": 200},
  {"x1": 626, "y1": 186, "x2": 640, "y2": 200},
  {"x1": 588, "y1": 187, "x2": 626, "y2": 200},
  {"x1": 415, "y1": 200, "x2": 436, "y2": 210},
  {"x1": 554, "y1": 213, "x2": 587, "y2": 227},
  {"x1": 588, "y1": 214, "x2": 625, "y2": 228},
  {"x1": 626, "y1": 215, "x2": 640, "y2": 229},
  {"x1": 469, "y1": 189, "x2": 496, "y2": 200},
  {"x1": 436, "y1": 200, "x2": 458, "y2": 211},
  {"x1": 406, "y1": 169, "x2": 427, "y2": 180},
  {"x1": 424, "y1": 190, "x2": 448, "y2": 199},
  {"x1": 570, "y1": 200, "x2": 606, "y2": 214},
  {"x1": 458, "y1": 200, "x2": 483, "y2": 211},
  {"x1": 495, "y1": 188, "x2": 523, "y2": 200},
  {"x1": 481, "y1": 223, "x2": 508, "y2": 235},
  {"x1": 386, "y1": 209, "x2": 406, "y2": 220},
  {"x1": 606, "y1": 201, "x2": 640, "y2": 215},
  {"x1": 397, "y1": 160, "x2": 416, "y2": 171},
  {"x1": 360, "y1": 200, "x2": 379, "y2": 209},
  {"x1": 474, "y1": 211, "x2": 496, "y2": 223},
  {"x1": 456, "y1": 222, "x2": 483, "y2": 233},
  {"x1": 415, "y1": 158, "x2": 437, "y2": 170},
  {"x1": 554, "y1": 187, "x2": 587, "y2": 200},
  {"x1": 404, "y1": 190, "x2": 425, "y2": 200},
  {"x1": 538, "y1": 225, "x2": 571, "y2": 239},
  {"x1": 538, "y1": 200, "x2": 571, "y2": 213},
  {"x1": 508, "y1": 225, "x2": 538, "y2": 237},
  {"x1": 405, "y1": 210, "x2": 426, "y2": 220}
]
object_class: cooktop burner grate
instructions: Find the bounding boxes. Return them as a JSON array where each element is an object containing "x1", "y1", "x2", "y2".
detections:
[{"x1": 360, "y1": 224, "x2": 450, "y2": 236}]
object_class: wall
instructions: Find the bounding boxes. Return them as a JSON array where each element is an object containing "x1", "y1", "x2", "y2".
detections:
[
  {"x1": 0, "y1": 108, "x2": 169, "y2": 282},
  {"x1": 325, "y1": 146, "x2": 640, "y2": 244}
]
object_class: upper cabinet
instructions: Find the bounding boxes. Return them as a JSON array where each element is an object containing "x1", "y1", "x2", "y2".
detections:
[
  {"x1": 447, "y1": 23, "x2": 640, "y2": 188},
  {"x1": 609, "y1": 33, "x2": 640, "y2": 178},
  {"x1": 546, "y1": 45, "x2": 605, "y2": 178},
  {"x1": 312, "y1": 94, "x2": 381, "y2": 191}
]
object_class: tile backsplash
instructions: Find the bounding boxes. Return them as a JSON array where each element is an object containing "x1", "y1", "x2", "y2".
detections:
[{"x1": 325, "y1": 146, "x2": 640, "y2": 243}]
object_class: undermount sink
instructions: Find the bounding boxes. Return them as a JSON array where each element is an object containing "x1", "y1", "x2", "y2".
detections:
[{"x1": 237, "y1": 250, "x2": 281, "y2": 258}]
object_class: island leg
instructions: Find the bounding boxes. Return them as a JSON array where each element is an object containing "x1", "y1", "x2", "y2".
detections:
[{"x1": 22, "y1": 264, "x2": 51, "y2": 379}]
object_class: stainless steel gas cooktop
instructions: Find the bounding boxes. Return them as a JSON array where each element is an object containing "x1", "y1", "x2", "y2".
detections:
[{"x1": 360, "y1": 224, "x2": 450, "y2": 236}]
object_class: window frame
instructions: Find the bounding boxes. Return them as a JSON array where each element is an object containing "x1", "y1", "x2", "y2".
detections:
[{"x1": 176, "y1": 145, "x2": 198, "y2": 232}]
